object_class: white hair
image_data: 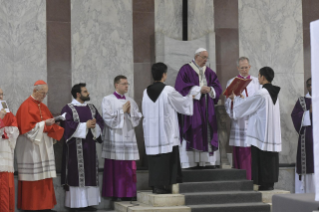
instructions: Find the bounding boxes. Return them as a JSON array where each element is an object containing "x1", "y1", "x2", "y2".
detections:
[
  {"x1": 237, "y1": 57, "x2": 250, "y2": 66},
  {"x1": 33, "y1": 84, "x2": 45, "y2": 91}
]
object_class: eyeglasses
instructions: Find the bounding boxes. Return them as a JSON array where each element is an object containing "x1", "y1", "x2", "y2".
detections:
[
  {"x1": 199, "y1": 55, "x2": 209, "y2": 60},
  {"x1": 239, "y1": 66, "x2": 250, "y2": 70}
]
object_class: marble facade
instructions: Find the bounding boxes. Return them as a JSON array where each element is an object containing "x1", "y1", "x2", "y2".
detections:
[
  {"x1": 238, "y1": 0, "x2": 304, "y2": 164},
  {"x1": 0, "y1": 0, "x2": 47, "y2": 113},
  {"x1": 155, "y1": 0, "x2": 183, "y2": 40},
  {"x1": 71, "y1": 0, "x2": 134, "y2": 167}
]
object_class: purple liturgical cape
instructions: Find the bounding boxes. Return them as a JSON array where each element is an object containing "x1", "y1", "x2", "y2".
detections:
[
  {"x1": 175, "y1": 64, "x2": 222, "y2": 152},
  {"x1": 291, "y1": 97, "x2": 314, "y2": 174},
  {"x1": 61, "y1": 104, "x2": 104, "y2": 187}
]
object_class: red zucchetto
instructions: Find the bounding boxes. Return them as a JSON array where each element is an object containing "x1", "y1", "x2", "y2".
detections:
[{"x1": 34, "y1": 80, "x2": 47, "y2": 86}]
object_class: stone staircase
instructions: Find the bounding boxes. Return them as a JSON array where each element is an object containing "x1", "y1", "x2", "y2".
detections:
[
  {"x1": 115, "y1": 169, "x2": 273, "y2": 212},
  {"x1": 114, "y1": 169, "x2": 271, "y2": 212}
]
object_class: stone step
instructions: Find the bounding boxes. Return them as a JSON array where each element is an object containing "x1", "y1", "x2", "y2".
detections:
[
  {"x1": 114, "y1": 201, "x2": 190, "y2": 212},
  {"x1": 173, "y1": 180, "x2": 253, "y2": 194},
  {"x1": 188, "y1": 202, "x2": 271, "y2": 212},
  {"x1": 184, "y1": 191, "x2": 262, "y2": 205},
  {"x1": 259, "y1": 189, "x2": 290, "y2": 203},
  {"x1": 137, "y1": 191, "x2": 185, "y2": 207},
  {"x1": 182, "y1": 169, "x2": 247, "y2": 182}
]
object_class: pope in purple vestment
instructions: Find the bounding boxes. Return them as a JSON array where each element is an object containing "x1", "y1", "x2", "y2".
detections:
[{"x1": 175, "y1": 54, "x2": 222, "y2": 156}]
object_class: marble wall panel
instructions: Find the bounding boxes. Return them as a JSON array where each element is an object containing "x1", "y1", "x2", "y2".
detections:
[
  {"x1": 0, "y1": 0, "x2": 47, "y2": 114},
  {"x1": 275, "y1": 167, "x2": 295, "y2": 193},
  {"x1": 71, "y1": 0, "x2": 133, "y2": 168},
  {"x1": 239, "y1": 0, "x2": 304, "y2": 164},
  {"x1": 188, "y1": 0, "x2": 214, "y2": 40},
  {"x1": 155, "y1": 0, "x2": 183, "y2": 40}
]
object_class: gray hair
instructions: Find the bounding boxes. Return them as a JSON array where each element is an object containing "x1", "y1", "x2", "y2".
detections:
[
  {"x1": 236, "y1": 57, "x2": 250, "y2": 66},
  {"x1": 33, "y1": 84, "x2": 45, "y2": 91}
]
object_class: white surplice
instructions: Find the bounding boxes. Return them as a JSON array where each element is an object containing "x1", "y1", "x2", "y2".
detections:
[
  {"x1": 101, "y1": 93, "x2": 142, "y2": 160},
  {"x1": 0, "y1": 126, "x2": 19, "y2": 173},
  {"x1": 232, "y1": 88, "x2": 282, "y2": 152},
  {"x1": 142, "y1": 85, "x2": 193, "y2": 155},
  {"x1": 225, "y1": 76, "x2": 260, "y2": 147},
  {"x1": 16, "y1": 121, "x2": 57, "y2": 181}
]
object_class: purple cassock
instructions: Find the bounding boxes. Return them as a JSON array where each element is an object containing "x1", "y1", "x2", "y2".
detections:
[
  {"x1": 61, "y1": 104, "x2": 104, "y2": 187},
  {"x1": 291, "y1": 97, "x2": 314, "y2": 176},
  {"x1": 102, "y1": 92, "x2": 137, "y2": 198},
  {"x1": 175, "y1": 64, "x2": 222, "y2": 153}
]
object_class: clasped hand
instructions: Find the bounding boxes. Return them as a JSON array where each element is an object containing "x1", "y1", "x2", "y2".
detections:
[
  {"x1": 229, "y1": 91, "x2": 245, "y2": 101},
  {"x1": 86, "y1": 118, "x2": 96, "y2": 129},
  {"x1": 200, "y1": 86, "x2": 211, "y2": 94},
  {"x1": 45, "y1": 118, "x2": 55, "y2": 126},
  {"x1": 0, "y1": 109, "x2": 7, "y2": 119},
  {"x1": 122, "y1": 101, "x2": 131, "y2": 114}
]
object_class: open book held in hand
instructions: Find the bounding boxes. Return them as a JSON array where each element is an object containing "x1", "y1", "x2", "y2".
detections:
[
  {"x1": 223, "y1": 77, "x2": 252, "y2": 97},
  {"x1": 0, "y1": 100, "x2": 10, "y2": 112}
]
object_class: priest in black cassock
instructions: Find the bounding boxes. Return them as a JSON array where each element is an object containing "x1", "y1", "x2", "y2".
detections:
[
  {"x1": 291, "y1": 77, "x2": 315, "y2": 193},
  {"x1": 229, "y1": 67, "x2": 281, "y2": 191},
  {"x1": 142, "y1": 62, "x2": 194, "y2": 194},
  {"x1": 61, "y1": 83, "x2": 104, "y2": 211}
]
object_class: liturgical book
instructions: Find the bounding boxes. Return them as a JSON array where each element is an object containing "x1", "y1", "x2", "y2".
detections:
[{"x1": 223, "y1": 77, "x2": 252, "y2": 97}]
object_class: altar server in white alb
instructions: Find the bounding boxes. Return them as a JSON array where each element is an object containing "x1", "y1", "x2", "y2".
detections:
[
  {"x1": 101, "y1": 75, "x2": 142, "y2": 200},
  {"x1": 229, "y1": 67, "x2": 281, "y2": 191},
  {"x1": 142, "y1": 62, "x2": 193, "y2": 194},
  {"x1": 225, "y1": 57, "x2": 260, "y2": 180}
]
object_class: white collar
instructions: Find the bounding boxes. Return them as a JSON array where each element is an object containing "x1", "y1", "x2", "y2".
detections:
[
  {"x1": 305, "y1": 92, "x2": 311, "y2": 99},
  {"x1": 71, "y1": 99, "x2": 88, "y2": 106}
]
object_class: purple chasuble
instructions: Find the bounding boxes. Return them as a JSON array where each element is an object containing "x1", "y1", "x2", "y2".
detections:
[
  {"x1": 291, "y1": 97, "x2": 314, "y2": 174},
  {"x1": 175, "y1": 64, "x2": 222, "y2": 152},
  {"x1": 61, "y1": 104, "x2": 104, "y2": 187},
  {"x1": 102, "y1": 91, "x2": 136, "y2": 198}
]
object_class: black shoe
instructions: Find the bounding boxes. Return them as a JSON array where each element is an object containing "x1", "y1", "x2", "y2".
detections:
[
  {"x1": 259, "y1": 185, "x2": 274, "y2": 191},
  {"x1": 78, "y1": 206, "x2": 98, "y2": 211},
  {"x1": 68, "y1": 208, "x2": 79, "y2": 212},
  {"x1": 41, "y1": 210, "x2": 57, "y2": 212},
  {"x1": 121, "y1": 196, "x2": 137, "y2": 201},
  {"x1": 111, "y1": 196, "x2": 122, "y2": 201},
  {"x1": 153, "y1": 187, "x2": 170, "y2": 194}
]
